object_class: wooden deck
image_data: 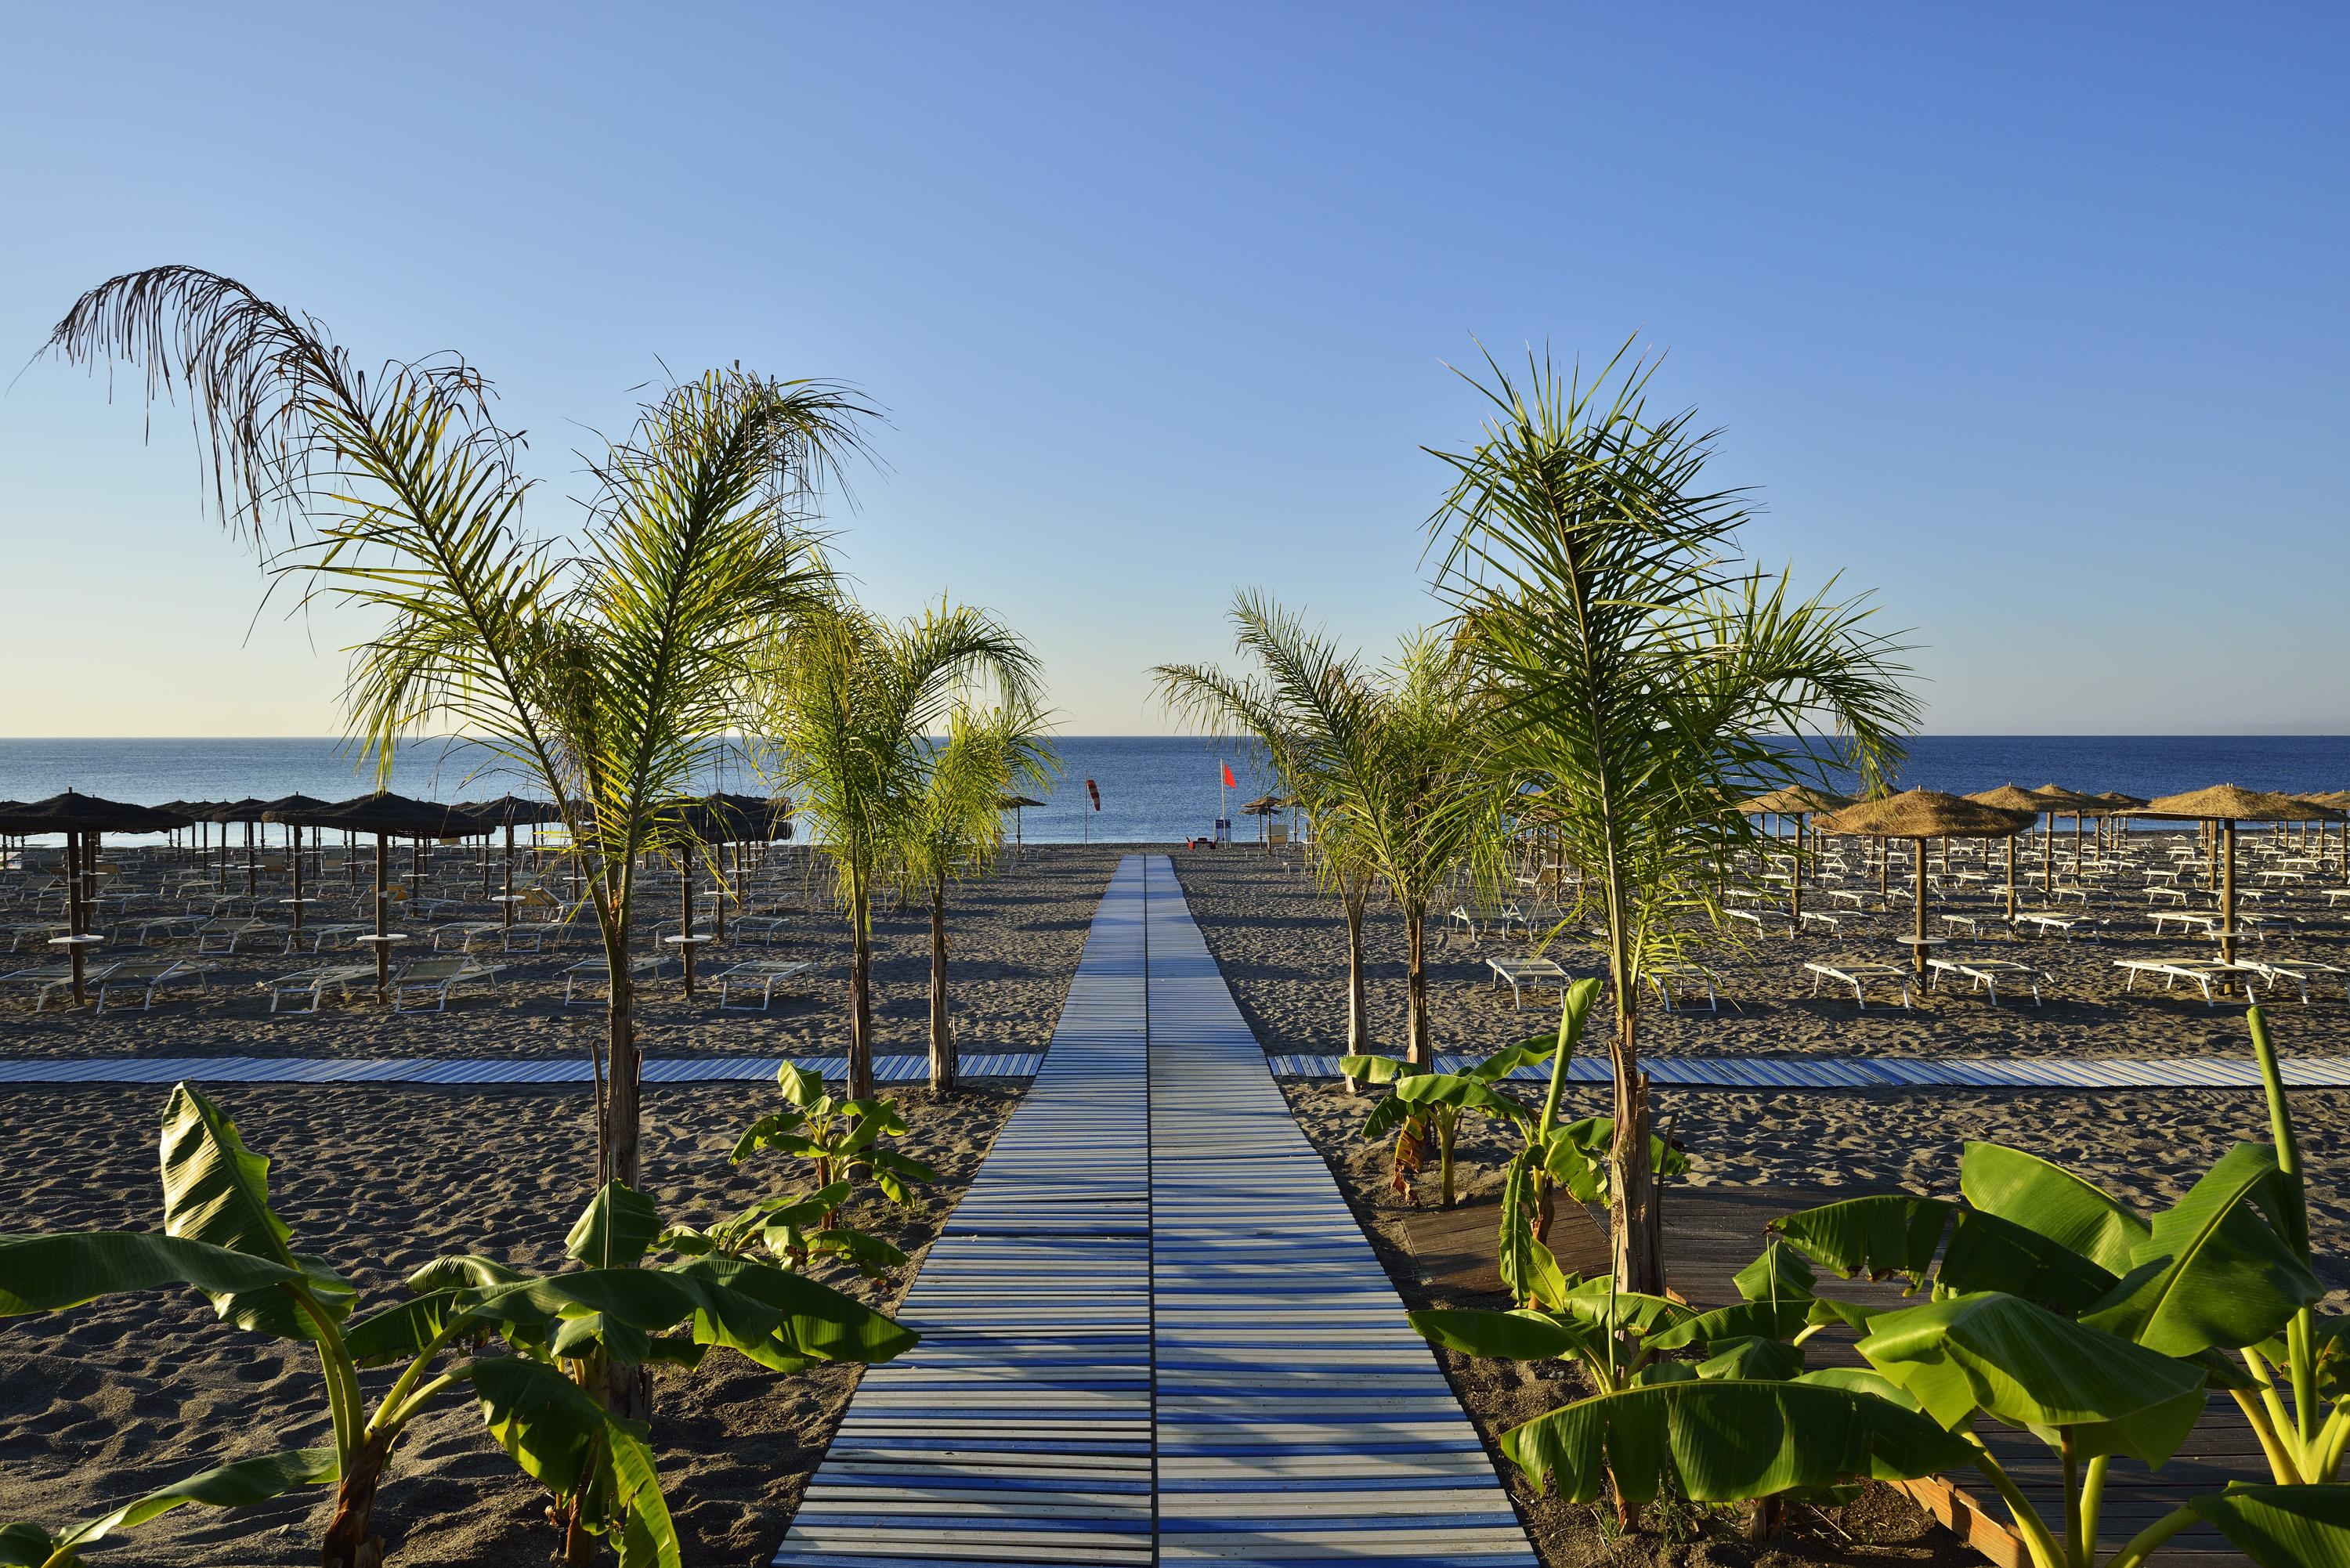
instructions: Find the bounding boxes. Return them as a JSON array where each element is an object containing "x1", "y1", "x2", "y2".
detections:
[{"x1": 773, "y1": 854, "x2": 1537, "y2": 1566}]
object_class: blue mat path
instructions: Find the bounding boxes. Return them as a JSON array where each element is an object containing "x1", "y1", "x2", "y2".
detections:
[
  {"x1": 1268, "y1": 1051, "x2": 2350, "y2": 1090},
  {"x1": 0, "y1": 1053, "x2": 1042, "y2": 1086},
  {"x1": 769, "y1": 854, "x2": 1537, "y2": 1567}
]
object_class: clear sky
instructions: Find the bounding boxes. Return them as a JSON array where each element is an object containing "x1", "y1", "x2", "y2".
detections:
[{"x1": 1, "y1": 4, "x2": 2342, "y2": 737}]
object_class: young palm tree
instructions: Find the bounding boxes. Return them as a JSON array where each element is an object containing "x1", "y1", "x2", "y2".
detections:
[
  {"x1": 754, "y1": 601, "x2": 1042, "y2": 1098},
  {"x1": 1329, "y1": 632, "x2": 1504, "y2": 1070},
  {"x1": 1152, "y1": 592, "x2": 1383, "y2": 1055},
  {"x1": 1426, "y1": 343, "x2": 1914, "y2": 1295},
  {"x1": 45, "y1": 266, "x2": 868, "y2": 1201},
  {"x1": 890, "y1": 699, "x2": 1057, "y2": 1089}
]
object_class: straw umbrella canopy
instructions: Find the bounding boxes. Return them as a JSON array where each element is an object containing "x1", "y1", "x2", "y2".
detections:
[
  {"x1": 258, "y1": 794, "x2": 338, "y2": 932},
  {"x1": 1962, "y1": 785, "x2": 2054, "y2": 922},
  {"x1": 997, "y1": 794, "x2": 1046, "y2": 855},
  {"x1": 1814, "y1": 791, "x2": 2037, "y2": 973},
  {"x1": 465, "y1": 795, "x2": 564, "y2": 926},
  {"x1": 0, "y1": 792, "x2": 191, "y2": 1004},
  {"x1": 2309, "y1": 790, "x2": 2350, "y2": 877},
  {"x1": 203, "y1": 797, "x2": 272, "y2": 894},
  {"x1": 2091, "y1": 791, "x2": 2148, "y2": 855},
  {"x1": 1238, "y1": 794, "x2": 1285, "y2": 852},
  {"x1": 1737, "y1": 786, "x2": 1852, "y2": 923},
  {"x1": 2128, "y1": 785, "x2": 2336, "y2": 966},
  {"x1": 305, "y1": 792, "x2": 456, "y2": 995},
  {"x1": 2028, "y1": 784, "x2": 2106, "y2": 889}
]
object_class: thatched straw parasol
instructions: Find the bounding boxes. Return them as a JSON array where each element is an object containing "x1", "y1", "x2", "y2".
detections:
[
  {"x1": 1963, "y1": 786, "x2": 2052, "y2": 922},
  {"x1": 2128, "y1": 785, "x2": 2337, "y2": 966},
  {"x1": 464, "y1": 795, "x2": 566, "y2": 925},
  {"x1": 307, "y1": 793, "x2": 457, "y2": 997},
  {"x1": 998, "y1": 794, "x2": 1046, "y2": 855},
  {"x1": 1239, "y1": 794, "x2": 1285, "y2": 853},
  {"x1": 258, "y1": 794, "x2": 337, "y2": 933},
  {"x1": 1815, "y1": 791, "x2": 2037, "y2": 973},
  {"x1": 0, "y1": 792, "x2": 190, "y2": 1004},
  {"x1": 2027, "y1": 785, "x2": 2106, "y2": 891},
  {"x1": 1737, "y1": 786, "x2": 1853, "y2": 924}
]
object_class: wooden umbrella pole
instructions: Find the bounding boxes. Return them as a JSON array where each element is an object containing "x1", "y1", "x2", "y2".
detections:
[
  {"x1": 1913, "y1": 836, "x2": 1927, "y2": 975},
  {"x1": 2220, "y1": 818, "x2": 2237, "y2": 972},
  {"x1": 1790, "y1": 813, "x2": 1802, "y2": 930},
  {"x1": 503, "y1": 824, "x2": 515, "y2": 928},
  {"x1": 2006, "y1": 834, "x2": 2017, "y2": 927},
  {"x1": 373, "y1": 831, "x2": 391, "y2": 999},
  {"x1": 66, "y1": 827, "x2": 86, "y2": 1007},
  {"x1": 680, "y1": 844, "x2": 697, "y2": 998}
]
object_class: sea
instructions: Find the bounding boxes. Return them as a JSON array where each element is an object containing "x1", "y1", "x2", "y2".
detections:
[{"x1": 0, "y1": 735, "x2": 2345, "y2": 845}]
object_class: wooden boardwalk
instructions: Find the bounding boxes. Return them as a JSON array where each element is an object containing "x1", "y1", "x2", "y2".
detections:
[
  {"x1": 0, "y1": 1053, "x2": 1043, "y2": 1086},
  {"x1": 1271, "y1": 1050, "x2": 2350, "y2": 1091},
  {"x1": 772, "y1": 855, "x2": 1536, "y2": 1566}
]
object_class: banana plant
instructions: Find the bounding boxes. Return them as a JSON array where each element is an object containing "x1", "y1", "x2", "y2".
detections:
[
  {"x1": 656, "y1": 1182, "x2": 909, "y2": 1277},
  {"x1": 731, "y1": 1060, "x2": 938, "y2": 1226},
  {"x1": 1411, "y1": 1237, "x2": 1958, "y2": 1523},
  {"x1": 0, "y1": 1083, "x2": 913, "y2": 1568},
  {"x1": 1763, "y1": 1004, "x2": 2349, "y2": 1567}
]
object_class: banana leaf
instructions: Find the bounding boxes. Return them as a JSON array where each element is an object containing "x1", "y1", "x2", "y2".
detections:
[
  {"x1": 1959, "y1": 1142, "x2": 2149, "y2": 1274},
  {"x1": 2187, "y1": 1483, "x2": 2350, "y2": 1568},
  {"x1": 156, "y1": 1085, "x2": 352, "y2": 1341},
  {"x1": 466, "y1": 1357, "x2": 680, "y2": 1568},
  {"x1": 1734, "y1": 1241, "x2": 1819, "y2": 1303},
  {"x1": 1936, "y1": 1209, "x2": 2119, "y2": 1313},
  {"x1": 731, "y1": 1118, "x2": 819, "y2": 1163},
  {"x1": 1501, "y1": 1378, "x2": 1973, "y2": 1503},
  {"x1": 2081, "y1": 1143, "x2": 2323, "y2": 1359},
  {"x1": 1647, "y1": 1297, "x2": 1824, "y2": 1353},
  {"x1": 1697, "y1": 1335, "x2": 1805, "y2": 1381},
  {"x1": 669, "y1": 1255, "x2": 918, "y2": 1365},
  {"x1": 408, "y1": 1254, "x2": 529, "y2": 1292},
  {"x1": 1411, "y1": 1307, "x2": 1596, "y2": 1362},
  {"x1": 345, "y1": 1287, "x2": 477, "y2": 1364},
  {"x1": 1495, "y1": 1150, "x2": 1576, "y2": 1307},
  {"x1": 1859, "y1": 1291, "x2": 2205, "y2": 1436},
  {"x1": 566, "y1": 1183, "x2": 662, "y2": 1269},
  {"x1": 1336, "y1": 1053, "x2": 1419, "y2": 1086},
  {"x1": 867, "y1": 1149, "x2": 938, "y2": 1203},
  {"x1": 774, "y1": 1059, "x2": 822, "y2": 1108},
  {"x1": 0, "y1": 1446, "x2": 338, "y2": 1565},
  {"x1": 1769, "y1": 1193, "x2": 1953, "y2": 1285},
  {"x1": 0, "y1": 1231, "x2": 298, "y2": 1317}
]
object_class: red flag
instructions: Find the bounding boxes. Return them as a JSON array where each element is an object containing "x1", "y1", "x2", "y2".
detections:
[
  {"x1": 1086, "y1": 779, "x2": 1101, "y2": 811},
  {"x1": 1220, "y1": 761, "x2": 1236, "y2": 789}
]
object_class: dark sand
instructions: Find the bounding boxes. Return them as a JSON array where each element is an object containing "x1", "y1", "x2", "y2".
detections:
[
  {"x1": 2, "y1": 845, "x2": 1122, "y2": 1060},
  {"x1": 0, "y1": 1082, "x2": 1018, "y2": 1568}
]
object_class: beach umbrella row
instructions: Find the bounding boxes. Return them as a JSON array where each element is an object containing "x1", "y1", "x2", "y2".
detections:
[
  {"x1": 2128, "y1": 784, "x2": 2345, "y2": 966},
  {"x1": 0, "y1": 792, "x2": 193, "y2": 1003},
  {"x1": 1813, "y1": 790, "x2": 2037, "y2": 974}
]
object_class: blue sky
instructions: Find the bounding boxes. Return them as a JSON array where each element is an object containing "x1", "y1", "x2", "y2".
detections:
[{"x1": 2, "y1": 4, "x2": 2342, "y2": 735}]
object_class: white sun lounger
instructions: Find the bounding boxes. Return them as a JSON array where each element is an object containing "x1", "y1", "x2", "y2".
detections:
[
  {"x1": 2, "y1": 961, "x2": 121, "y2": 1011},
  {"x1": 2236, "y1": 958, "x2": 2346, "y2": 1003},
  {"x1": 2113, "y1": 958, "x2": 2251, "y2": 1008},
  {"x1": 715, "y1": 959, "x2": 817, "y2": 1012},
  {"x1": 261, "y1": 963, "x2": 379, "y2": 1013},
  {"x1": 1803, "y1": 960, "x2": 1913, "y2": 1010},
  {"x1": 1927, "y1": 957, "x2": 2046, "y2": 1008},
  {"x1": 562, "y1": 954, "x2": 671, "y2": 1006},
  {"x1": 1799, "y1": 909, "x2": 1843, "y2": 934},
  {"x1": 729, "y1": 914, "x2": 795, "y2": 946},
  {"x1": 2150, "y1": 910, "x2": 2217, "y2": 937},
  {"x1": 197, "y1": 919, "x2": 289, "y2": 955},
  {"x1": 1647, "y1": 963, "x2": 1717, "y2": 1014},
  {"x1": 2016, "y1": 912, "x2": 2098, "y2": 941},
  {"x1": 392, "y1": 957, "x2": 505, "y2": 1013},
  {"x1": 94, "y1": 958, "x2": 221, "y2": 1014},
  {"x1": 1485, "y1": 956, "x2": 1568, "y2": 1010},
  {"x1": 286, "y1": 923, "x2": 372, "y2": 954},
  {"x1": 428, "y1": 920, "x2": 505, "y2": 952}
]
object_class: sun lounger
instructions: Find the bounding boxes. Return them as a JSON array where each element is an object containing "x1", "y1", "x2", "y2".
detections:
[
  {"x1": 2145, "y1": 886, "x2": 2189, "y2": 906},
  {"x1": 1937, "y1": 913, "x2": 1984, "y2": 937},
  {"x1": 2016, "y1": 912, "x2": 2097, "y2": 941},
  {"x1": 287, "y1": 923, "x2": 372, "y2": 953},
  {"x1": 562, "y1": 954, "x2": 671, "y2": 1006},
  {"x1": 1, "y1": 961, "x2": 121, "y2": 1011},
  {"x1": 5, "y1": 923, "x2": 73, "y2": 952},
  {"x1": 94, "y1": 959, "x2": 219, "y2": 1015},
  {"x1": 715, "y1": 959, "x2": 817, "y2": 1012},
  {"x1": 1803, "y1": 960, "x2": 1913, "y2": 1010},
  {"x1": 392, "y1": 957, "x2": 505, "y2": 1013},
  {"x1": 1824, "y1": 888, "x2": 1872, "y2": 910},
  {"x1": 428, "y1": 920, "x2": 505, "y2": 952},
  {"x1": 1799, "y1": 909, "x2": 1843, "y2": 934},
  {"x1": 1647, "y1": 963, "x2": 1717, "y2": 1014},
  {"x1": 2237, "y1": 957, "x2": 2348, "y2": 1003},
  {"x1": 197, "y1": 919, "x2": 289, "y2": 955},
  {"x1": 729, "y1": 914, "x2": 795, "y2": 946},
  {"x1": 2113, "y1": 958, "x2": 2252, "y2": 1008},
  {"x1": 1485, "y1": 956, "x2": 1569, "y2": 1010},
  {"x1": 2150, "y1": 910, "x2": 2217, "y2": 937},
  {"x1": 261, "y1": 963, "x2": 380, "y2": 1013},
  {"x1": 1726, "y1": 907, "x2": 1791, "y2": 938},
  {"x1": 124, "y1": 912, "x2": 207, "y2": 944},
  {"x1": 1927, "y1": 957, "x2": 2046, "y2": 1007}
]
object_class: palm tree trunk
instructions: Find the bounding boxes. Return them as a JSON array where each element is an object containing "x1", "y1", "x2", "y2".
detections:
[
  {"x1": 1343, "y1": 886, "x2": 1370, "y2": 1057},
  {"x1": 604, "y1": 943, "x2": 642, "y2": 1187},
  {"x1": 849, "y1": 878, "x2": 875, "y2": 1099},
  {"x1": 1405, "y1": 904, "x2": 1432, "y2": 1071},
  {"x1": 1608, "y1": 995, "x2": 1663, "y2": 1295},
  {"x1": 928, "y1": 873, "x2": 954, "y2": 1093}
]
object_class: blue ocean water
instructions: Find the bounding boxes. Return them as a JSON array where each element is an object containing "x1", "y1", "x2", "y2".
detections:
[{"x1": 0, "y1": 735, "x2": 2343, "y2": 844}]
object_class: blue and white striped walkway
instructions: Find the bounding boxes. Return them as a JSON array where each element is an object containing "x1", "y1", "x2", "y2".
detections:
[
  {"x1": 1267, "y1": 1051, "x2": 2350, "y2": 1090},
  {"x1": 771, "y1": 854, "x2": 1537, "y2": 1567},
  {"x1": 0, "y1": 1053, "x2": 1043, "y2": 1087}
]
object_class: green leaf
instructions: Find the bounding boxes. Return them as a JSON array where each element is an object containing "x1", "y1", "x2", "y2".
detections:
[
  {"x1": 1647, "y1": 1297, "x2": 1817, "y2": 1353},
  {"x1": 1410, "y1": 1307, "x2": 1593, "y2": 1362},
  {"x1": 804, "y1": 1227, "x2": 909, "y2": 1275},
  {"x1": 1697, "y1": 1335, "x2": 1806, "y2": 1382},
  {"x1": 345, "y1": 1288, "x2": 475, "y2": 1365},
  {"x1": 408, "y1": 1254, "x2": 529, "y2": 1292},
  {"x1": 2081, "y1": 1143, "x2": 2324, "y2": 1359},
  {"x1": 728, "y1": 1111, "x2": 806, "y2": 1163},
  {"x1": 774, "y1": 1060, "x2": 822, "y2": 1108},
  {"x1": 1770, "y1": 1194, "x2": 1954, "y2": 1285},
  {"x1": 2187, "y1": 1483, "x2": 2350, "y2": 1568},
  {"x1": 566, "y1": 1183, "x2": 663, "y2": 1270},
  {"x1": 156, "y1": 1084, "x2": 350, "y2": 1341},
  {"x1": 1960, "y1": 1141, "x2": 2149, "y2": 1275},
  {"x1": 49, "y1": 1447, "x2": 337, "y2": 1555},
  {"x1": 467, "y1": 1357, "x2": 681, "y2": 1568},
  {"x1": 1936, "y1": 1209, "x2": 2119, "y2": 1314},
  {"x1": 1500, "y1": 1378, "x2": 1973, "y2": 1503},
  {"x1": 1858, "y1": 1291, "x2": 2206, "y2": 1438},
  {"x1": 1337, "y1": 1053, "x2": 1418, "y2": 1085},
  {"x1": 667, "y1": 1255, "x2": 917, "y2": 1367},
  {"x1": 1495, "y1": 1151, "x2": 1578, "y2": 1307},
  {"x1": 1734, "y1": 1241, "x2": 1818, "y2": 1304},
  {"x1": 0, "y1": 1231, "x2": 300, "y2": 1318},
  {"x1": 0, "y1": 1523, "x2": 57, "y2": 1568}
]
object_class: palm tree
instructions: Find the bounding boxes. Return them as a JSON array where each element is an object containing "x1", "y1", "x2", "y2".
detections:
[
  {"x1": 1152, "y1": 592, "x2": 1383, "y2": 1056},
  {"x1": 45, "y1": 269, "x2": 868, "y2": 1204},
  {"x1": 754, "y1": 601, "x2": 1042, "y2": 1098},
  {"x1": 1327, "y1": 632, "x2": 1504, "y2": 1070},
  {"x1": 1426, "y1": 343, "x2": 1914, "y2": 1295},
  {"x1": 890, "y1": 699, "x2": 1057, "y2": 1090}
]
